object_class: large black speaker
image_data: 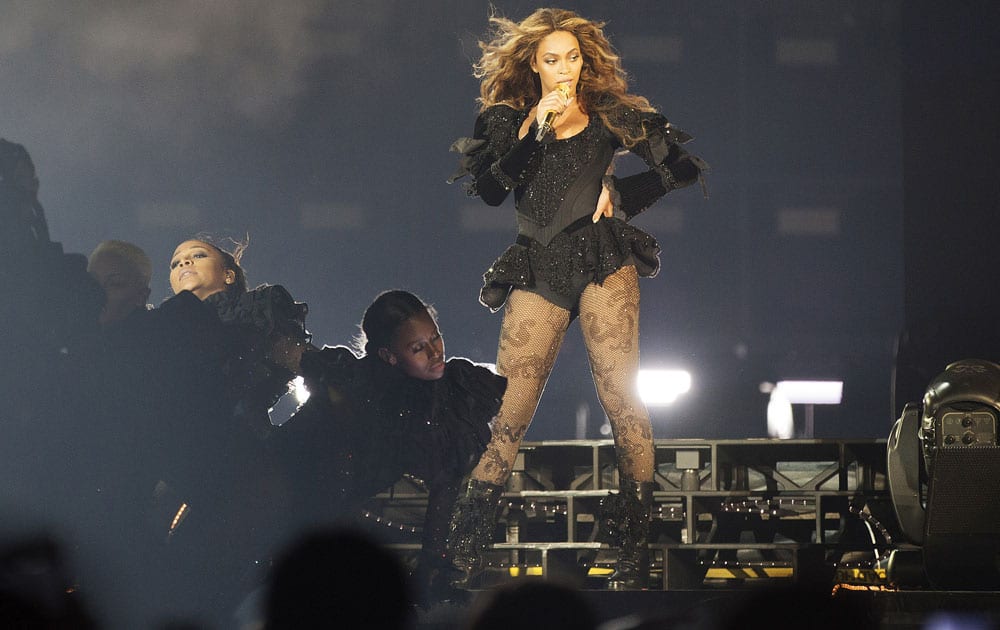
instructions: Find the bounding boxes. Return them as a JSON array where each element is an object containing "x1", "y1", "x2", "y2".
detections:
[
  {"x1": 887, "y1": 359, "x2": 1000, "y2": 590},
  {"x1": 922, "y1": 446, "x2": 1000, "y2": 589}
]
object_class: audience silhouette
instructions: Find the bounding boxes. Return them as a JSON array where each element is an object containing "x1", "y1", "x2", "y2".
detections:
[
  {"x1": 0, "y1": 533, "x2": 100, "y2": 630},
  {"x1": 263, "y1": 527, "x2": 415, "y2": 630}
]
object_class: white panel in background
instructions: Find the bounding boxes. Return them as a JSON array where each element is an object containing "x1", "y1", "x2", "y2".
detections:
[{"x1": 774, "y1": 380, "x2": 843, "y2": 405}]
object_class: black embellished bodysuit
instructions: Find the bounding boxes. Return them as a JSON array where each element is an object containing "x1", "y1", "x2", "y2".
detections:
[{"x1": 450, "y1": 103, "x2": 706, "y2": 314}]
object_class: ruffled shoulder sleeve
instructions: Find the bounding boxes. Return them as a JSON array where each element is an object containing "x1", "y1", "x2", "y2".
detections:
[
  {"x1": 198, "y1": 286, "x2": 312, "y2": 421},
  {"x1": 447, "y1": 104, "x2": 525, "y2": 190},
  {"x1": 206, "y1": 284, "x2": 311, "y2": 344},
  {"x1": 605, "y1": 105, "x2": 710, "y2": 200}
]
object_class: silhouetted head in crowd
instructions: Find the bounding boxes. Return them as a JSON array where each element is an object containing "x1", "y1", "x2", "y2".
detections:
[
  {"x1": 0, "y1": 139, "x2": 104, "y2": 352},
  {"x1": 464, "y1": 578, "x2": 598, "y2": 630},
  {"x1": 168, "y1": 236, "x2": 248, "y2": 300},
  {"x1": 361, "y1": 289, "x2": 446, "y2": 381},
  {"x1": 264, "y1": 527, "x2": 413, "y2": 630},
  {"x1": 0, "y1": 534, "x2": 98, "y2": 629},
  {"x1": 87, "y1": 240, "x2": 152, "y2": 327}
]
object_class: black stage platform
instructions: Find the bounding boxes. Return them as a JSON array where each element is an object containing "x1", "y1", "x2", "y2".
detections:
[{"x1": 363, "y1": 438, "x2": 1000, "y2": 629}]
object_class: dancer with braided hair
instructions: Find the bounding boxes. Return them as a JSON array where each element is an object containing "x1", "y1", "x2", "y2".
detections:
[{"x1": 448, "y1": 6, "x2": 707, "y2": 590}]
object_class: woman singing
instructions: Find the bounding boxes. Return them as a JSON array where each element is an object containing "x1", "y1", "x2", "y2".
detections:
[{"x1": 447, "y1": 7, "x2": 707, "y2": 589}]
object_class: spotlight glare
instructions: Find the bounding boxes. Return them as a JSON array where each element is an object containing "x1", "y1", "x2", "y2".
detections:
[
  {"x1": 293, "y1": 375, "x2": 311, "y2": 404},
  {"x1": 638, "y1": 369, "x2": 691, "y2": 406}
]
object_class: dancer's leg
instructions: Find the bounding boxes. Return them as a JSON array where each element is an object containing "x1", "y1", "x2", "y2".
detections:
[
  {"x1": 579, "y1": 266, "x2": 655, "y2": 588},
  {"x1": 449, "y1": 290, "x2": 569, "y2": 582},
  {"x1": 578, "y1": 265, "x2": 654, "y2": 482},
  {"x1": 412, "y1": 477, "x2": 466, "y2": 607},
  {"x1": 470, "y1": 289, "x2": 570, "y2": 485}
]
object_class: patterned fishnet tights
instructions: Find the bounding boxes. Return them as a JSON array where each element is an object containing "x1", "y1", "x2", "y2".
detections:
[{"x1": 470, "y1": 265, "x2": 655, "y2": 486}]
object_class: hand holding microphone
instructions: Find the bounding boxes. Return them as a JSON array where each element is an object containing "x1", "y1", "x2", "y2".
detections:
[{"x1": 535, "y1": 83, "x2": 573, "y2": 141}]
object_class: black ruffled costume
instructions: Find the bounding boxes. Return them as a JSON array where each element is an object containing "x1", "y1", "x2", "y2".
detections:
[
  {"x1": 98, "y1": 284, "x2": 309, "y2": 511},
  {"x1": 277, "y1": 346, "x2": 506, "y2": 522},
  {"x1": 203, "y1": 284, "x2": 311, "y2": 431},
  {"x1": 81, "y1": 284, "x2": 311, "y2": 626},
  {"x1": 157, "y1": 284, "x2": 310, "y2": 535},
  {"x1": 449, "y1": 102, "x2": 707, "y2": 314}
]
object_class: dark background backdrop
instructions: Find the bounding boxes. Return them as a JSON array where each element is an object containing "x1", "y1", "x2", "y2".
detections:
[{"x1": 2, "y1": 1, "x2": 996, "y2": 441}]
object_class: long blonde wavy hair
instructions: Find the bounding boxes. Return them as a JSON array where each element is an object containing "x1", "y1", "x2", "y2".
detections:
[{"x1": 473, "y1": 7, "x2": 656, "y2": 147}]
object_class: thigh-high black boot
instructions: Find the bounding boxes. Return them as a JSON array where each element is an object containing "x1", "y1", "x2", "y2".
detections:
[
  {"x1": 446, "y1": 478, "x2": 504, "y2": 586},
  {"x1": 411, "y1": 479, "x2": 468, "y2": 608},
  {"x1": 609, "y1": 479, "x2": 655, "y2": 590}
]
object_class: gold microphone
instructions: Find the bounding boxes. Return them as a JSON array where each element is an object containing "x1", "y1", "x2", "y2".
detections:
[{"x1": 535, "y1": 83, "x2": 573, "y2": 141}]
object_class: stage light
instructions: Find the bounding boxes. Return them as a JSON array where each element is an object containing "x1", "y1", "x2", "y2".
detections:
[
  {"x1": 292, "y1": 375, "x2": 310, "y2": 404},
  {"x1": 637, "y1": 369, "x2": 691, "y2": 406},
  {"x1": 268, "y1": 376, "x2": 311, "y2": 427}
]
